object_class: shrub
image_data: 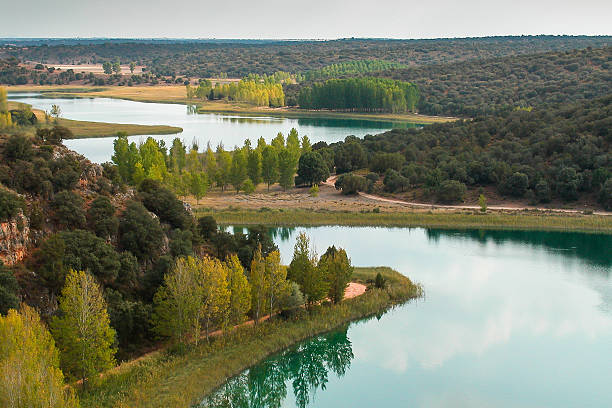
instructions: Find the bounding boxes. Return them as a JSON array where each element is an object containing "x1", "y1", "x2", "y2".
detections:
[
  {"x1": 600, "y1": 179, "x2": 612, "y2": 210},
  {"x1": 50, "y1": 191, "x2": 86, "y2": 229},
  {"x1": 0, "y1": 189, "x2": 24, "y2": 221},
  {"x1": 4, "y1": 134, "x2": 33, "y2": 161},
  {"x1": 242, "y1": 179, "x2": 255, "y2": 194},
  {"x1": 436, "y1": 180, "x2": 466, "y2": 204},
  {"x1": 309, "y1": 184, "x2": 319, "y2": 197}
]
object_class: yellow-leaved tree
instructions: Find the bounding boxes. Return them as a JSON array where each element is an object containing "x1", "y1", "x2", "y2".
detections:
[
  {"x1": 0, "y1": 304, "x2": 79, "y2": 408},
  {"x1": 51, "y1": 270, "x2": 116, "y2": 386},
  {"x1": 226, "y1": 254, "x2": 251, "y2": 326}
]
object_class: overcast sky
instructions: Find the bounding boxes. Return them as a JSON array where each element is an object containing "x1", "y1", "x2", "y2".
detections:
[{"x1": 3, "y1": 0, "x2": 611, "y2": 39}]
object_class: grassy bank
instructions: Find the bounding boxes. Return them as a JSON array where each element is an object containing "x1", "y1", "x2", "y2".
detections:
[
  {"x1": 78, "y1": 267, "x2": 420, "y2": 408},
  {"x1": 195, "y1": 207, "x2": 612, "y2": 233},
  {"x1": 6, "y1": 85, "x2": 456, "y2": 124},
  {"x1": 6, "y1": 100, "x2": 183, "y2": 138}
]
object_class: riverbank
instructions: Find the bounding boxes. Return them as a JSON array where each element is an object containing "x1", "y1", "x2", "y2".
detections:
[
  {"x1": 5, "y1": 85, "x2": 456, "y2": 124},
  {"x1": 78, "y1": 266, "x2": 420, "y2": 408},
  {"x1": 6, "y1": 101, "x2": 183, "y2": 138},
  {"x1": 196, "y1": 207, "x2": 612, "y2": 233}
]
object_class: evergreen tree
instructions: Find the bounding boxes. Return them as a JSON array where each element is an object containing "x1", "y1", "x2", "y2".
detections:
[{"x1": 51, "y1": 270, "x2": 116, "y2": 385}]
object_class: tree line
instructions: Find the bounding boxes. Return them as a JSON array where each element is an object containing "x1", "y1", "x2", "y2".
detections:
[
  {"x1": 187, "y1": 77, "x2": 285, "y2": 107},
  {"x1": 111, "y1": 128, "x2": 322, "y2": 197},
  {"x1": 316, "y1": 95, "x2": 612, "y2": 208},
  {"x1": 302, "y1": 59, "x2": 408, "y2": 82},
  {"x1": 297, "y1": 77, "x2": 419, "y2": 113}
]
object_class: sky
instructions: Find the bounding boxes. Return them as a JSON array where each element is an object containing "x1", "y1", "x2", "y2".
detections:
[{"x1": 2, "y1": 0, "x2": 611, "y2": 39}]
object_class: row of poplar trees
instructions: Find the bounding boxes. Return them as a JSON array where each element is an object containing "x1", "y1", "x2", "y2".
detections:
[{"x1": 111, "y1": 128, "x2": 312, "y2": 199}]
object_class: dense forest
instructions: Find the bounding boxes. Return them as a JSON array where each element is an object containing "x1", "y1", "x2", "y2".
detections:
[
  {"x1": 297, "y1": 78, "x2": 419, "y2": 113},
  {"x1": 2, "y1": 36, "x2": 610, "y2": 78},
  {"x1": 371, "y1": 46, "x2": 612, "y2": 117},
  {"x1": 320, "y1": 96, "x2": 612, "y2": 208}
]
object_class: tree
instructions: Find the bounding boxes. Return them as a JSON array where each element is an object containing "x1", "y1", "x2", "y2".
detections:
[
  {"x1": 0, "y1": 305, "x2": 79, "y2": 408},
  {"x1": 196, "y1": 257, "x2": 230, "y2": 340},
  {"x1": 478, "y1": 194, "x2": 487, "y2": 212},
  {"x1": 436, "y1": 180, "x2": 466, "y2": 204},
  {"x1": 139, "y1": 179, "x2": 190, "y2": 229},
  {"x1": 152, "y1": 257, "x2": 201, "y2": 345},
  {"x1": 230, "y1": 148, "x2": 248, "y2": 193},
  {"x1": 215, "y1": 146, "x2": 232, "y2": 191},
  {"x1": 50, "y1": 104, "x2": 61, "y2": 119},
  {"x1": 277, "y1": 148, "x2": 295, "y2": 190},
  {"x1": 118, "y1": 201, "x2": 164, "y2": 262},
  {"x1": 319, "y1": 246, "x2": 353, "y2": 303},
  {"x1": 0, "y1": 189, "x2": 24, "y2": 222},
  {"x1": 599, "y1": 178, "x2": 612, "y2": 210},
  {"x1": 51, "y1": 191, "x2": 86, "y2": 229},
  {"x1": 0, "y1": 262, "x2": 19, "y2": 314},
  {"x1": 226, "y1": 255, "x2": 251, "y2": 326},
  {"x1": 189, "y1": 172, "x2": 208, "y2": 204},
  {"x1": 87, "y1": 195, "x2": 118, "y2": 239},
  {"x1": 249, "y1": 246, "x2": 267, "y2": 323},
  {"x1": 556, "y1": 167, "x2": 580, "y2": 201},
  {"x1": 287, "y1": 233, "x2": 328, "y2": 305},
  {"x1": 129, "y1": 62, "x2": 136, "y2": 73},
  {"x1": 261, "y1": 145, "x2": 279, "y2": 190},
  {"x1": 242, "y1": 178, "x2": 256, "y2": 194},
  {"x1": 297, "y1": 152, "x2": 330, "y2": 186},
  {"x1": 264, "y1": 250, "x2": 289, "y2": 315},
  {"x1": 102, "y1": 62, "x2": 112, "y2": 75},
  {"x1": 500, "y1": 172, "x2": 529, "y2": 197},
  {"x1": 51, "y1": 270, "x2": 116, "y2": 385},
  {"x1": 247, "y1": 148, "x2": 262, "y2": 185}
]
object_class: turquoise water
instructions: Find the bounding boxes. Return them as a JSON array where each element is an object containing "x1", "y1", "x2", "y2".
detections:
[
  {"x1": 203, "y1": 227, "x2": 612, "y2": 408},
  {"x1": 7, "y1": 94, "x2": 414, "y2": 163}
]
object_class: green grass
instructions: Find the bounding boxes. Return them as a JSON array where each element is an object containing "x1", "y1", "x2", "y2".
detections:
[
  {"x1": 78, "y1": 267, "x2": 420, "y2": 408},
  {"x1": 195, "y1": 207, "x2": 612, "y2": 234},
  {"x1": 53, "y1": 118, "x2": 182, "y2": 138}
]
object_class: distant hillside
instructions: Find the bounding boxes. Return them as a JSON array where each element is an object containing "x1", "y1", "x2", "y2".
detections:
[{"x1": 2, "y1": 36, "x2": 610, "y2": 78}]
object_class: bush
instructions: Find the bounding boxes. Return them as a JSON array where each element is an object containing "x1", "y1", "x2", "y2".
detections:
[
  {"x1": 0, "y1": 189, "x2": 24, "y2": 221},
  {"x1": 436, "y1": 180, "x2": 466, "y2": 204},
  {"x1": 118, "y1": 201, "x2": 164, "y2": 262},
  {"x1": 309, "y1": 184, "x2": 319, "y2": 197},
  {"x1": 0, "y1": 261, "x2": 19, "y2": 314},
  {"x1": 599, "y1": 179, "x2": 612, "y2": 210},
  {"x1": 87, "y1": 195, "x2": 119, "y2": 239},
  {"x1": 50, "y1": 191, "x2": 86, "y2": 229},
  {"x1": 370, "y1": 152, "x2": 405, "y2": 174},
  {"x1": 338, "y1": 174, "x2": 368, "y2": 195},
  {"x1": 500, "y1": 172, "x2": 529, "y2": 197},
  {"x1": 4, "y1": 134, "x2": 33, "y2": 161},
  {"x1": 297, "y1": 152, "x2": 330, "y2": 186},
  {"x1": 242, "y1": 179, "x2": 255, "y2": 194}
]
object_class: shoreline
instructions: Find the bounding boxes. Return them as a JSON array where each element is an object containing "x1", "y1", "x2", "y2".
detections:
[
  {"x1": 5, "y1": 85, "x2": 457, "y2": 124},
  {"x1": 195, "y1": 207, "x2": 612, "y2": 234},
  {"x1": 78, "y1": 267, "x2": 420, "y2": 408}
]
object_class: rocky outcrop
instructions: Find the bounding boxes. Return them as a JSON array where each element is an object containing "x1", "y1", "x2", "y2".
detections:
[{"x1": 0, "y1": 210, "x2": 30, "y2": 265}]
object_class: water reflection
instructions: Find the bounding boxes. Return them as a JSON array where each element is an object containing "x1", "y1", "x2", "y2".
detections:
[{"x1": 199, "y1": 326, "x2": 354, "y2": 408}]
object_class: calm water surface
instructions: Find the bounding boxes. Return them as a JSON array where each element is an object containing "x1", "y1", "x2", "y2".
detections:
[
  {"x1": 8, "y1": 93, "x2": 412, "y2": 163},
  {"x1": 202, "y1": 227, "x2": 612, "y2": 408}
]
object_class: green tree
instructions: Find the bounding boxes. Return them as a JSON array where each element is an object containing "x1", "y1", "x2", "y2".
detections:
[
  {"x1": 51, "y1": 270, "x2": 116, "y2": 385},
  {"x1": 102, "y1": 61, "x2": 112, "y2": 74},
  {"x1": 261, "y1": 145, "x2": 279, "y2": 190},
  {"x1": 118, "y1": 201, "x2": 164, "y2": 262},
  {"x1": 297, "y1": 152, "x2": 330, "y2": 186},
  {"x1": 189, "y1": 172, "x2": 208, "y2": 204},
  {"x1": 230, "y1": 148, "x2": 248, "y2": 193},
  {"x1": 249, "y1": 246, "x2": 266, "y2": 323},
  {"x1": 264, "y1": 250, "x2": 289, "y2": 315},
  {"x1": 287, "y1": 233, "x2": 328, "y2": 305},
  {"x1": 278, "y1": 148, "x2": 295, "y2": 190},
  {"x1": 478, "y1": 194, "x2": 487, "y2": 212},
  {"x1": 51, "y1": 191, "x2": 86, "y2": 229},
  {"x1": 0, "y1": 305, "x2": 79, "y2": 408},
  {"x1": 215, "y1": 145, "x2": 232, "y2": 191},
  {"x1": 226, "y1": 254, "x2": 251, "y2": 326},
  {"x1": 87, "y1": 195, "x2": 119, "y2": 239},
  {"x1": 129, "y1": 62, "x2": 136, "y2": 73},
  {"x1": 319, "y1": 246, "x2": 353, "y2": 304},
  {"x1": 0, "y1": 262, "x2": 19, "y2": 314},
  {"x1": 247, "y1": 148, "x2": 262, "y2": 185}
]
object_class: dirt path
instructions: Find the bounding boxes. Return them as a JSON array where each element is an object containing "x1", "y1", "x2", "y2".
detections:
[{"x1": 324, "y1": 176, "x2": 611, "y2": 216}]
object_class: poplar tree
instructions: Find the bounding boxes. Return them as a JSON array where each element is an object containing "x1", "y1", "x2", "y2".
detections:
[
  {"x1": 51, "y1": 270, "x2": 116, "y2": 385},
  {"x1": 287, "y1": 233, "x2": 328, "y2": 305},
  {"x1": 230, "y1": 148, "x2": 248, "y2": 193},
  {"x1": 249, "y1": 246, "x2": 267, "y2": 323},
  {"x1": 247, "y1": 148, "x2": 262, "y2": 185},
  {"x1": 319, "y1": 246, "x2": 353, "y2": 303},
  {"x1": 0, "y1": 305, "x2": 79, "y2": 408},
  {"x1": 190, "y1": 172, "x2": 208, "y2": 204},
  {"x1": 261, "y1": 145, "x2": 279, "y2": 191},
  {"x1": 226, "y1": 254, "x2": 251, "y2": 325},
  {"x1": 196, "y1": 257, "x2": 230, "y2": 341},
  {"x1": 278, "y1": 148, "x2": 295, "y2": 191},
  {"x1": 215, "y1": 145, "x2": 232, "y2": 191},
  {"x1": 265, "y1": 250, "x2": 289, "y2": 315},
  {"x1": 271, "y1": 132, "x2": 285, "y2": 151}
]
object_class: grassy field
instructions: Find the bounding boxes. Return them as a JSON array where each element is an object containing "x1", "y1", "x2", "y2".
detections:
[
  {"x1": 6, "y1": 101, "x2": 182, "y2": 138},
  {"x1": 78, "y1": 266, "x2": 420, "y2": 408},
  {"x1": 195, "y1": 207, "x2": 612, "y2": 233},
  {"x1": 5, "y1": 85, "x2": 456, "y2": 124}
]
